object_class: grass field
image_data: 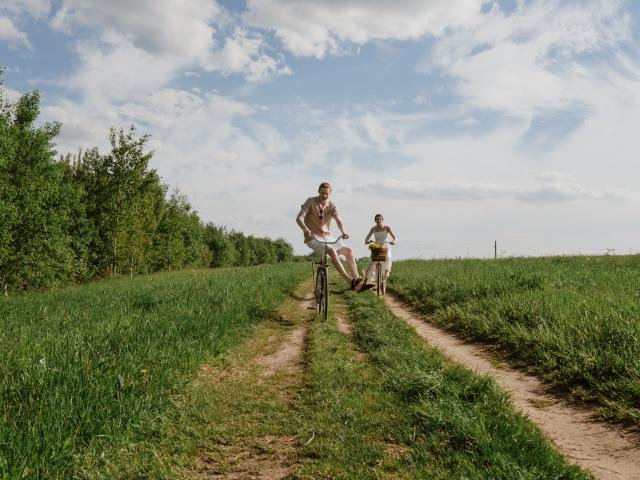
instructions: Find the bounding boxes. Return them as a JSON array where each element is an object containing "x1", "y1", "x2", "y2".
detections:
[
  {"x1": 293, "y1": 288, "x2": 587, "y2": 478},
  {"x1": 336, "y1": 290, "x2": 588, "y2": 479},
  {"x1": 0, "y1": 264, "x2": 308, "y2": 478},
  {"x1": 389, "y1": 255, "x2": 640, "y2": 426}
]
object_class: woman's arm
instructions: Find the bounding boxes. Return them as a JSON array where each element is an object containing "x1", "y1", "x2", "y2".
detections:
[
  {"x1": 386, "y1": 226, "x2": 397, "y2": 244},
  {"x1": 364, "y1": 227, "x2": 375, "y2": 243}
]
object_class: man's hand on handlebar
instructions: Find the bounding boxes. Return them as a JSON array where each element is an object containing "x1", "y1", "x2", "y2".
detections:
[{"x1": 341, "y1": 232, "x2": 350, "y2": 240}]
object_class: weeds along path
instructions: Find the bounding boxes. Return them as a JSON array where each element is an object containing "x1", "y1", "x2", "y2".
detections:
[
  {"x1": 185, "y1": 282, "x2": 313, "y2": 480},
  {"x1": 384, "y1": 292, "x2": 640, "y2": 480}
]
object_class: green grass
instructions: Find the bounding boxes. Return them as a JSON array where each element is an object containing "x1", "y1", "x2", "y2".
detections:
[
  {"x1": 390, "y1": 255, "x2": 640, "y2": 426},
  {"x1": 0, "y1": 264, "x2": 307, "y2": 479},
  {"x1": 340, "y1": 290, "x2": 588, "y2": 479},
  {"x1": 295, "y1": 293, "x2": 406, "y2": 479},
  {"x1": 294, "y1": 286, "x2": 588, "y2": 479}
]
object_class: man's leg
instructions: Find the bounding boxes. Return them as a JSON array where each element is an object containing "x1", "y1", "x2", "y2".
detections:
[
  {"x1": 336, "y1": 246, "x2": 361, "y2": 281},
  {"x1": 327, "y1": 248, "x2": 354, "y2": 286}
]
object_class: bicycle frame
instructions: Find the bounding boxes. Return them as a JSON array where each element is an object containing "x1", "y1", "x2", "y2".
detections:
[
  {"x1": 366, "y1": 240, "x2": 392, "y2": 297},
  {"x1": 312, "y1": 235, "x2": 343, "y2": 321}
]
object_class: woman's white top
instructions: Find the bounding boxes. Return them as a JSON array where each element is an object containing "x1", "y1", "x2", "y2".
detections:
[{"x1": 373, "y1": 229, "x2": 389, "y2": 243}]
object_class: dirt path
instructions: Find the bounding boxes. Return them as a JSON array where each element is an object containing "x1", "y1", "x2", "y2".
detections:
[
  {"x1": 384, "y1": 293, "x2": 640, "y2": 480},
  {"x1": 335, "y1": 314, "x2": 366, "y2": 360},
  {"x1": 189, "y1": 294, "x2": 312, "y2": 480},
  {"x1": 256, "y1": 325, "x2": 306, "y2": 378}
]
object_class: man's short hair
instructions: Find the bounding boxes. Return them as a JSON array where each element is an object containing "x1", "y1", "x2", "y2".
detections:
[
  {"x1": 318, "y1": 181, "x2": 332, "y2": 192},
  {"x1": 375, "y1": 213, "x2": 383, "y2": 220}
]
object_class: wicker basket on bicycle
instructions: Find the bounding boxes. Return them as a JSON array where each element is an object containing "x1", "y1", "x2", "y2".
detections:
[{"x1": 369, "y1": 243, "x2": 388, "y2": 262}]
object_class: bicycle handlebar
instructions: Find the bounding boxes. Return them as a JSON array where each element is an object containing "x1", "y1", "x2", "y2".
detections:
[
  {"x1": 317, "y1": 234, "x2": 344, "y2": 245},
  {"x1": 365, "y1": 240, "x2": 393, "y2": 245}
]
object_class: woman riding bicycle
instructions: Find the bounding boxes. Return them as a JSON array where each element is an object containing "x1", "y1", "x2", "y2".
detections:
[
  {"x1": 296, "y1": 182, "x2": 372, "y2": 292},
  {"x1": 365, "y1": 213, "x2": 397, "y2": 286}
]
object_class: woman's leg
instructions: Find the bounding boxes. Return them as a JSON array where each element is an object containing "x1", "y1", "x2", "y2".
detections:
[
  {"x1": 384, "y1": 252, "x2": 392, "y2": 278},
  {"x1": 365, "y1": 259, "x2": 376, "y2": 283}
]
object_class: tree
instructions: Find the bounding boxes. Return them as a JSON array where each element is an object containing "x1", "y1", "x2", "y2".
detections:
[
  {"x1": 203, "y1": 223, "x2": 236, "y2": 267},
  {"x1": 77, "y1": 127, "x2": 164, "y2": 276},
  {"x1": 152, "y1": 190, "x2": 210, "y2": 271},
  {"x1": 0, "y1": 84, "x2": 77, "y2": 290},
  {"x1": 273, "y1": 238, "x2": 294, "y2": 262}
]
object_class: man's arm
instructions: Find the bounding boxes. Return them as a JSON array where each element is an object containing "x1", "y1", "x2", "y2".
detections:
[
  {"x1": 296, "y1": 202, "x2": 314, "y2": 242},
  {"x1": 334, "y1": 212, "x2": 349, "y2": 240}
]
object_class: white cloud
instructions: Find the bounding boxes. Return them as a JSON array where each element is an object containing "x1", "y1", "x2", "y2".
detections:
[
  {"x1": 3, "y1": 85, "x2": 23, "y2": 103},
  {"x1": 64, "y1": 36, "x2": 184, "y2": 102},
  {"x1": 355, "y1": 176, "x2": 635, "y2": 203},
  {"x1": 51, "y1": 0, "x2": 219, "y2": 59},
  {"x1": 200, "y1": 28, "x2": 292, "y2": 82},
  {"x1": 426, "y1": 0, "x2": 634, "y2": 119},
  {"x1": 1, "y1": 0, "x2": 51, "y2": 18},
  {"x1": 533, "y1": 171, "x2": 575, "y2": 182},
  {"x1": 244, "y1": 0, "x2": 481, "y2": 58},
  {"x1": 0, "y1": 17, "x2": 31, "y2": 49},
  {"x1": 457, "y1": 116, "x2": 479, "y2": 126},
  {"x1": 50, "y1": 1, "x2": 291, "y2": 83}
]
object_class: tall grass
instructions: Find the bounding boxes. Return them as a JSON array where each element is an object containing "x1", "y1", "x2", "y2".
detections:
[
  {"x1": 340, "y1": 290, "x2": 588, "y2": 479},
  {"x1": 0, "y1": 264, "x2": 307, "y2": 478},
  {"x1": 390, "y1": 255, "x2": 640, "y2": 425}
]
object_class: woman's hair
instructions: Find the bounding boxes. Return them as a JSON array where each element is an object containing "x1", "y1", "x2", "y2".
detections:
[
  {"x1": 318, "y1": 181, "x2": 332, "y2": 192},
  {"x1": 374, "y1": 213, "x2": 383, "y2": 220}
]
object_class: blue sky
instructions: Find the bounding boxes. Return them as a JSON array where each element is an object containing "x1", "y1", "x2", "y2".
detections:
[{"x1": 2, "y1": 0, "x2": 639, "y2": 258}]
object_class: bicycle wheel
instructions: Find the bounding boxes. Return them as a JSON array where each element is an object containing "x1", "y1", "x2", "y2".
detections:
[
  {"x1": 322, "y1": 267, "x2": 329, "y2": 321},
  {"x1": 314, "y1": 267, "x2": 324, "y2": 316},
  {"x1": 376, "y1": 262, "x2": 382, "y2": 298}
]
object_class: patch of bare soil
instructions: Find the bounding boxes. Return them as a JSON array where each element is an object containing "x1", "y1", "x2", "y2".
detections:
[
  {"x1": 384, "y1": 293, "x2": 640, "y2": 480},
  {"x1": 335, "y1": 315, "x2": 366, "y2": 361},
  {"x1": 334, "y1": 314, "x2": 353, "y2": 336},
  {"x1": 188, "y1": 296, "x2": 312, "y2": 480},
  {"x1": 192, "y1": 436, "x2": 296, "y2": 480},
  {"x1": 256, "y1": 326, "x2": 306, "y2": 378}
]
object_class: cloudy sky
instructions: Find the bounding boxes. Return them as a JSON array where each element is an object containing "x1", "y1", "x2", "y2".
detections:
[{"x1": 2, "y1": 0, "x2": 639, "y2": 258}]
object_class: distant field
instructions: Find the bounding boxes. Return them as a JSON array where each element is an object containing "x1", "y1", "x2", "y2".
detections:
[
  {"x1": 0, "y1": 264, "x2": 307, "y2": 478},
  {"x1": 390, "y1": 255, "x2": 640, "y2": 426}
]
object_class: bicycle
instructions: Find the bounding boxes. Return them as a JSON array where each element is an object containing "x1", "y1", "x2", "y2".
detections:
[
  {"x1": 366, "y1": 240, "x2": 392, "y2": 297},
  {"x1": 312, "y1": 235, "x2": 343, "y2": 321}
]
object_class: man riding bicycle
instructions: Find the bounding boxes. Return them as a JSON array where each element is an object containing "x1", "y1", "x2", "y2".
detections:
[{"x1": 296, "y1": 182, "x2": 372, "y2": 292}]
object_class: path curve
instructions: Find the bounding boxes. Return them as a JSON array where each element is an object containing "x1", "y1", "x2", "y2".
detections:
[{"x1": 384, "y1": 293, "x2": 640, "y2": 480}]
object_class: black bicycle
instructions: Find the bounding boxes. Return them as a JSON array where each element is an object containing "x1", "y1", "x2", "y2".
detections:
[
  {"x1": 312, "y1": 235, "x2": 343, "y2": 321},
  {"x1": 367, "y1": 240, "x2": 392, "y2": 297}
]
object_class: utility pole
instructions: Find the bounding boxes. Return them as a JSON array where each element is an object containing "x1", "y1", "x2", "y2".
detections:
[{"x1": 494, "y1": 240, "x2": 497, "y2": 259}]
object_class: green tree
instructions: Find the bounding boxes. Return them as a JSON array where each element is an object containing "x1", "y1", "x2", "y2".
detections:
[
  {"x1": 152, "y1": 190, "x2": 210, "y2": 270},
  {"x1": 204, "y1": 223, "x2": 237, "y2": 267},
  {"x1": 77, "y1": 127, "x2": 164, "y2": 276},
  {"x1": 0, "y1": 85, "x2": 77, "y2": 290},
  {"x1": 273, "y1": 238, "x2": 294, "y2": 262}
]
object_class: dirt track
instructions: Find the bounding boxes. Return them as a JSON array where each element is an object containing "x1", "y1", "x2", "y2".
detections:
[
  {"x1": 190, "y1": 295, "x2": 311, "y2": 480},
  {"x1": 384, "y1": 293, "x2": 640, "y2": 480}
]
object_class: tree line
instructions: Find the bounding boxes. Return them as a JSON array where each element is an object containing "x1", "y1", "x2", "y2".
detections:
[{"x1": 0, "y1": 78, "x2": 295, "y2": 293}]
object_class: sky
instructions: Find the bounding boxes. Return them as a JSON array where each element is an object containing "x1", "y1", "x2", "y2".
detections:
[{"x1": 1, "y1": 0, "x2": 639, "y2": 259}]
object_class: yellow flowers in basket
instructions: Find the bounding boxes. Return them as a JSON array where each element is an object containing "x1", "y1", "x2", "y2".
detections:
[{"x1": 369, "y1": 242, "x2": 387, "y2": 261}]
